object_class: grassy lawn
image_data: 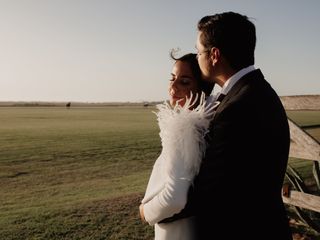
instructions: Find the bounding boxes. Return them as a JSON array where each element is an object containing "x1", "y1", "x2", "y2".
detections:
[
  {"x1": 0, "y1": 106, "x2": 160, "y2": 239},
  {"x1": 0, "y1": 107, "x2": 319, "y2": 239},
  {"x1": 286, "y1": 110, "x2": 320, "y2": 128}
]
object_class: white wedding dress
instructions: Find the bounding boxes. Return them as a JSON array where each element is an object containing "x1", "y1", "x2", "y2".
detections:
[{"x1": 141, "y1": 94, "x2": 216, "y2": 240}]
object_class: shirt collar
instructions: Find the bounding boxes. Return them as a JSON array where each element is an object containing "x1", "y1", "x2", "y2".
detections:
[{"x1": 220, "y1": 65, "x2": 255, "y2": 95}]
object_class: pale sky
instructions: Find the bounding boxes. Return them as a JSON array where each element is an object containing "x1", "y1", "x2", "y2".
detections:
[{"x1": 0, "y1": 0, "x2": 319, "y2": 102}]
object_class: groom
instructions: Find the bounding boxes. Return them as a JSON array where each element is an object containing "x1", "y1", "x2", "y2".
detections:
[{"x1": 161, "y1": 12, "x2": 293, "y2": 239}]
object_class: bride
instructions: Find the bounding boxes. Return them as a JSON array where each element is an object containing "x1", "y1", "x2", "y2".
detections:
[{"x1": 139, "y1": 52, "x2": 216, "y2": 240}]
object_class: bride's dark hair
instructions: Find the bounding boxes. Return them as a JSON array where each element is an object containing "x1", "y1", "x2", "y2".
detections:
[{"x1": 170, "y1": 49, "x2": 214, "y2": 96}]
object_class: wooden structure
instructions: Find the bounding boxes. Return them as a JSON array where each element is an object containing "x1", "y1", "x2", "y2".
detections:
[
  {"x1": 281, "y1": 96, "x2": 320, "y2": 215},
  {"x1": 282, "y1": 118, "x2": 320, "y2": 213}
]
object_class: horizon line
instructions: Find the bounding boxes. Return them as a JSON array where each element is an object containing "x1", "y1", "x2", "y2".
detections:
[{"x1": 0, "y1": 94, "x2": 319, "y2": 104}]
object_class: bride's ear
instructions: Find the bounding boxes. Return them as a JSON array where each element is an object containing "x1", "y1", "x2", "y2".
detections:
[{"x1": 210, "y1": 47, "x2": 220, "y2": 66}]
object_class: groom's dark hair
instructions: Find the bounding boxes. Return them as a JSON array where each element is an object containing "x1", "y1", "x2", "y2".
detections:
[{"x1": 198, "y1": 12, "x2": 256, "y2": 71}]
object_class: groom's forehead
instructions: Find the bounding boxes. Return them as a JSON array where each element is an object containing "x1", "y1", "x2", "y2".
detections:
[{"x1": 195, "y1": 33, "x2": 202, "y2": 47}]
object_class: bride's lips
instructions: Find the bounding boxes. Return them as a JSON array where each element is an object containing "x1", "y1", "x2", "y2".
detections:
[{"x1": 171, "y1": 95, "x2": 183, "y2": 100}]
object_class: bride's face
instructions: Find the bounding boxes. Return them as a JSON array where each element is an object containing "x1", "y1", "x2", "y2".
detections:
[{"x1": 169, "y1": 61, "x2": 199, "y2": 107}]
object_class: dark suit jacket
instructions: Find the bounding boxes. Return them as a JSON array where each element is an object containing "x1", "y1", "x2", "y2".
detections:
[{"x1": 161, "y1": 69, "x2": 292, "y2": 239}]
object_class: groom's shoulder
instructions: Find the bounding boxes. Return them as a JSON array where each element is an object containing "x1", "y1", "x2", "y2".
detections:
[
  {"x1": 228, "y1": 69, "x2": 265, "y2": 98},
  {"x1": 238, "y1": 69, "x2": 276, "y2": 97}
]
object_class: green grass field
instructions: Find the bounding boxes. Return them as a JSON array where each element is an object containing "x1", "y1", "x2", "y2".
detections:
[
  {"x1": 0, "y1": 107, "x2": 319, "y2": 240},
  {"x1": 286, "y1": 110, "x2": 320, "y2": 141},
  {"x1": 0, "y1": 106, "x2": 161, "y2": 240}
]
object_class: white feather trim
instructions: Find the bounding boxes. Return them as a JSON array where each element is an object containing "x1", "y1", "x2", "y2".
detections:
[{"x1": 154, "y1": 92, "x2": 218, "y2": 181}]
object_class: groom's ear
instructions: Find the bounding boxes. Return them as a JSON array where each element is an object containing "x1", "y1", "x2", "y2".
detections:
[{"x1": 210, "y1": 47, "x2": 220, "y2": 66}]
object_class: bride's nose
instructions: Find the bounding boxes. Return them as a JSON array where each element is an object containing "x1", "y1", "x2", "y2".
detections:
[
  {"x1": 169, "y1": 81, "x2": 178, "y2": 95},
  {"x1": 169, "y1": 87, "x2": 176, "y2": 96}
]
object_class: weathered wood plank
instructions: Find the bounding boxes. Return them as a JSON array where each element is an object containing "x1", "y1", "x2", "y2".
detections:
[
  {"x1": 288, "y1": 118, "x2": 320, "y2": 161},
  {"x1": 281, "y1": 95, "x2": 320, "y2": 110},
  {"x1": 283, "y1": 190, "x2": 320, "y2": 213}
]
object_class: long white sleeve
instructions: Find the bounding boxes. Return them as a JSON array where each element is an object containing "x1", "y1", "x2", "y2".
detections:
[
  {"x1": 142, "y1": 93, "x2": 217, "y2": 226},
  {"x1": 144, "y1": 145, "x2": 192, "y2": 225},
  {"x1": 143, "y1": 179, "x2": 191, "y2": 225}
]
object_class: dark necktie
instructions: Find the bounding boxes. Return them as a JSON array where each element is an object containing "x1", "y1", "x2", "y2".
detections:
[
  {"x1": 211, "y1": 93, "x2": 226, "y2": 112},
  {"x1": 216, "y1": 93, "x2": 226, "y2": 102}
]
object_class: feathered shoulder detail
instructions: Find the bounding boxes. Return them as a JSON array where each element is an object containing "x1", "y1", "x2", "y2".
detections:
[{"x1": 154, "y1": 92, "x2": 218, "y2": 181}]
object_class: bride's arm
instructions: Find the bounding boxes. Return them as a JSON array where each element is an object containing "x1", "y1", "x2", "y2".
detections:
[
  {"x1": 142, "y1": 156, "x2": 192, "y2": 226},
  {"x1": 141, "y1": 97, "x2": 214, "y2": 226}
]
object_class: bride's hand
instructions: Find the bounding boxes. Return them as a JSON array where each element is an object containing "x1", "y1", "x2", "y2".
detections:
[{"x1": 139, "y1": 204, "x2": 146, "y2": 223}]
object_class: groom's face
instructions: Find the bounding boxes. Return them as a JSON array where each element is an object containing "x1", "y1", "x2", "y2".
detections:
[{"x1": 196, "y1": 32, "x2": 212, "y2": 82}]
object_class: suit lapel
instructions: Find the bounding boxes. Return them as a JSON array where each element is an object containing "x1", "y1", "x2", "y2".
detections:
[{"x1": 213, "y1": 69, "x2": 264, "y2": 121}]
